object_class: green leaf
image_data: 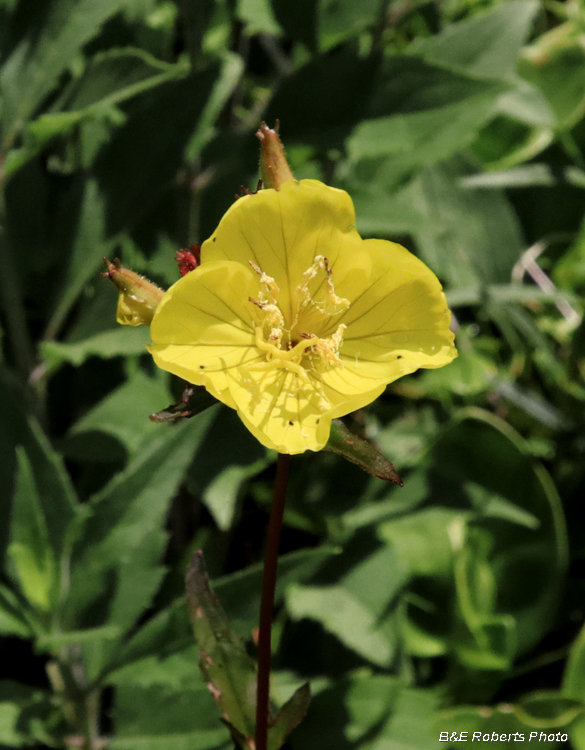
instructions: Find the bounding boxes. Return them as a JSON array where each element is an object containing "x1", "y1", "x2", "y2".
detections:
[
  {"x1": 94, "y1": 65, "x2": 222, "y2": 235},
  {"x1": 185, "y1": 550, "x2": 257, "y2": 745},
  {"x1": 64, "y1": 411, "x2": 216, "y2": 678},
  {"x1": 451, "y1": 524, "x2": 518, "y2": 670},
  {"x1": 7, "y1": 449, "x2": 59, "y2": 612},
  {"x1": 267, "y1": 683, "x2": 311, "y2": 750},
  {"x1": 287, "y1": 582, "x2": 395, "y2": 667},
  {"x1": 460, "y1": 164, "x2": 585, "y2": 189},
  {"x1": 106, "y1": 547, "x2": 336, "y2": 678},
  {"x1": 515, "y1": 691, "x2": 583, "y2": 729},
  {"x1": 519, "y1": 21, "x2": 585, "y2": 130},
  {"x1": 185, "y1": 52, "x2": 244, "y2": 162},
  {"x1": 324, "y1": 419, "x2": 403, "y2": 485},
  {"x1": 0, "y1": 0, "x2": 131, "y2": 143},
  {"x1": 0, "y1": 682, "x2": 49, "y2": 747},
  {"x1": 344, "y1": 674, "x2": 401, "y2": 742},
  {"x1": 379, "y1": 507, "x2": 464, "y2": 578},
  {"x1": 418, "y1": 0, "x2": 538, "y2": 81},
  {"x1": 43, "y1": 177, "x2": 111, "y2": 340},
  {"x1": 431, "y1": 410, "x2": 568, "y2": 657},
  {"x1": 62, "y1": 47, "x2": 189, "y2": 112},
  {"x1": 347, "y1": 79, "x2": 506, "y2": 182},
  {"x1": 1, "y1": 48, "x2": 192, "y2": 181},
  {"x1": 110, "y1": 648, "x2": 231, "y2": 750},
  {"x1": 187, "y1": 407, "x2": 275, "y2": 531},
  {"x1": 0, "y1": 368, "x2": 78, "y2": 576},
  {"x1": 318, "y1": 0, "x2": 380, "y2": 52},
  {"x1": 563, "y1": 621, "x2": 585, "y2": 748},
  {"x1": 65, "y1": 369, "x2": 172, "y2": 461},
  {"x1": 0, "y1": 584, "x2": 32, "y2": 638},
  {"x1": 350, "y1": 155, "x2": 525, "y2": 288},
  {"x1": 286, "y1": 543, "x2": 406, "y2": 667},
  {"x1": 41, "y1": 326, "x2": 152, "y2": 370},
  {"x1": 352, "y1": 679, "x2": 439, "y2": 750},
  {"x1": 236, "y1": 0, "x2": 282, "y2": 36}
]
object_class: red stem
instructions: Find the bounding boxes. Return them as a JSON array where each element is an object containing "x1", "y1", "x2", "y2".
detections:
[{"x1": 255, "y1": 453, "x2": 291, "y2": 750}]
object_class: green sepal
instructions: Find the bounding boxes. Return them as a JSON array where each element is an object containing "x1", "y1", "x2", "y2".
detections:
[
  {"x1": 150, "y1": 383, "x2": 217, "y2": 423},
  {"x1": 324, "y1": 419, "x2": 403, "y2": 485}
]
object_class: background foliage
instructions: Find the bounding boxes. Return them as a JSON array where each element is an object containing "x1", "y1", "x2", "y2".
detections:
[{"x1": 1, "y1": 0, "x2": 585, "y2": 747}]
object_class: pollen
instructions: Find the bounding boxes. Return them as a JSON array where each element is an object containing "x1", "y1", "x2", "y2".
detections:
[
  {"x1": 295, "y1": 255, "x2": 350, "y2": 317},
  {"x1": 247, "y1": 257, "x2": 350, "y2": 382}
]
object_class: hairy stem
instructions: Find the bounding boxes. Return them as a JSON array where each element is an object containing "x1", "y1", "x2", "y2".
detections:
[{"x1": 255, "y1": 453, "x2": 291, "y2": 750}]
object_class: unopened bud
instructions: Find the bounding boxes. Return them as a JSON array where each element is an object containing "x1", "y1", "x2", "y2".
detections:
[
  {"x1": 102, "y1": 258, "x2": 164, "y2": 326},
  {"x1": 175, "y1": 244, "x2": 200, "y2": 277},
  {"x1": 256, "y1": 121, "x2": 294, "y2": 190}
]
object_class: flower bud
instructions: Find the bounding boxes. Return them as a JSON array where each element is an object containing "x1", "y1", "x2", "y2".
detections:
[
  {"x1": 102, "y1": 258, "x2": 164, "y2": 326},
  {"x1": 175, "y1": 244, "x2": 201, "y2": 276},
  {"x1": 256, "y1": 121, "x2": 295, "y2": 190}
]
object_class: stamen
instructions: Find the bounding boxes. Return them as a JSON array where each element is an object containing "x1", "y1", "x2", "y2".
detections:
[
  {"x1": 294, "y1": 255, "x2": 350, "y2": 316},
  {"x1": 249, "y1": 260, "x2": 280, "y2": 302}
]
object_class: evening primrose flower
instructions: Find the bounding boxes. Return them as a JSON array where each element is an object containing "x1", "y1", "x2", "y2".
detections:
[{"x1": 148, "y1": 179, "x2": 456, "y2": 454}]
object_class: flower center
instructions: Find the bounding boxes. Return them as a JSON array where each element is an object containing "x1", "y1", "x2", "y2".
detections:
[{"x1": 247, "y1": 256, "x2": 349, "y2": 382}]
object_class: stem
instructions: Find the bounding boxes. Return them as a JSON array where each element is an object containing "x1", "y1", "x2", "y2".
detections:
[{"x1": 255, "y1": 453, "x2": 291, "y2": 750}]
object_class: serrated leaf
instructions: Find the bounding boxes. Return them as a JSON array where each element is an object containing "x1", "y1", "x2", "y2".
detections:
[{"x1": 185, "y1": 550, "x2": 257, "y2": 745}]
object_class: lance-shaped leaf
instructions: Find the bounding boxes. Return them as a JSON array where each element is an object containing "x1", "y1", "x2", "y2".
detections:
[
  {"x1": 267, "y1": 683, "x2": 311, "y2": 750},
  {"x1": 8, "y1": 449, "x2": 58, "y2": 612},
  {"x1": 185, "y1": 550, "x2": 257, "y2": 747},
  {"x1": 324, "y1": 419, "x2": 403, "y2": 485},
  {"x1": 149, "y1": 384, "x2": 218, "y2": 423}
]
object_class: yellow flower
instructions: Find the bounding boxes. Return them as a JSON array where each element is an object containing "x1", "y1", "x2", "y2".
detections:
[{"x1": 149, "y1": 180, "x2": 456, "y2": 454}]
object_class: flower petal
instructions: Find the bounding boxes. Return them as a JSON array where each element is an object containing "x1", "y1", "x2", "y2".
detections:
[
  {"x1": 225, "y1": 367, "x2": 331, "y2": 453},
  {"x1": 201, "y1": 180, "x2": 362, "y2": 325},
  {"x1": 149, "y1": 261, "x2": 263, "y2": 407}
]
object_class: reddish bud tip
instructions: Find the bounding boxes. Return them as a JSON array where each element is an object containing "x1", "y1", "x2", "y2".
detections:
[{"x1": 175, "y1": 244, "x2": 201, "y2": 276}]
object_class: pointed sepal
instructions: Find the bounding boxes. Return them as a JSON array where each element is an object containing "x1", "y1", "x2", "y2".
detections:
[
  {"x1": 102, "y1": 258, "x2": 164, "y2": 326},
  {"x1": 324, "y1": 419, "x2": 403, "y2": 485},
  {"x1": 149, "y1": 383, "x2": 217, "y2": 423}
]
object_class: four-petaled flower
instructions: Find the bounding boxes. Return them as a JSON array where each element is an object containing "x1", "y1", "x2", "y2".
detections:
[{"x1": 149, "y1": 180, "x2": 457, "y2": 454}]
